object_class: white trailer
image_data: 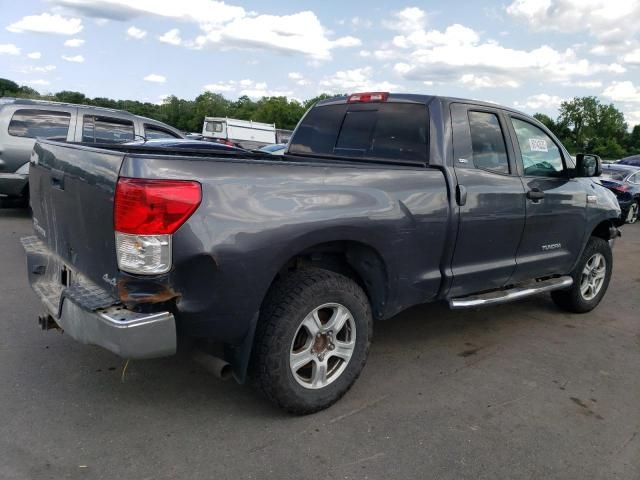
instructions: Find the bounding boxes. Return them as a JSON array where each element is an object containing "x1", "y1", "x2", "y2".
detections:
[{"x1": 202, "y1": 117, "x2": 276, "y2": 149}]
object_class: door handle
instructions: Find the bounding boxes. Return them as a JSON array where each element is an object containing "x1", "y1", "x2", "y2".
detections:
[
  {"x1": 456, "y1": 184, "x2": 467, "y2": 206},
  {"x1": 527, "y1": 188, "x2": 544, "y2": 201}
]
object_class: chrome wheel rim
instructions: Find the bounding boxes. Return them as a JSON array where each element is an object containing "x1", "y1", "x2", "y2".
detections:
[
  {"x1": 580, "y1": 253, "x2": 606, "y2": 301},
  {"x1": 289, "y1": 303, "x2": 356, "y2": 390},
  {"x1": 627, "y1": 203, "x2": 639, "y2": 224}
]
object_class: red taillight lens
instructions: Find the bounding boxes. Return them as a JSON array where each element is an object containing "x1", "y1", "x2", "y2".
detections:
[
  {"x1": 114, "y1": 178, "x2": 201, "y2": 235},
  {"x1": 347, "y1": 92, "x2": 389, "y2": 103},
  {"x1": 611, "y1": 184, "x2": 629, "y2": 193}
]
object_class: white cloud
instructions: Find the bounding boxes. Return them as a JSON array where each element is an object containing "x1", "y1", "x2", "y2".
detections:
[
  {"x1": 126, "y1": 26, "x2": 147, "y2": 39},
  {"x1": 64, "y1": 38, "x2": 85, "y2": 47},
  {"x1": 514, "y1": 94, "x2": 565, "y2": 111},
  {"x1": 461, "y1": 74, "x2": 519, "y2": 89},
  {"x1": 144, "y1": 74, "x2": 166, "y2": 83},
  {"x1": 62, "y1": 54, "x2": 85, "y2": 63},
  {"x1": 351, "y1": 17, "x2": 372, "y2": 28},
  {"x1": 562, "y1": 80, "x2": 603, "y2": 89},
  {"x1": 237, "y1": 79, "x2": 292, "y2": 98},
  {"x1": 159, "y1": 28, "x2": 182, "y2": 46},
  {"x1": 602, "y1": 81, "x2": 640, "y2": 104},
  {"x1": 383, "y1": 8, "x2": 624, "y2": 89},
  {"x1": 0, "y1": 43, "x2": 20, "y2": 55},
  {"x1": 18, "y1": 64, "x2": 57, "y2": 74},
  {"x1": 203, "y1": 81, "x2": 236, "y2": 93},
  {"x1": 288, "y1": 72, "x2": 309, "y2": 86},
  {"x1": 26, "y1": 79, "x2": 50, "y2": 86},
  {"x1": 27, "y1": 51, "x2": 41, "y2": 59},
  {"x1": 506, "y1": 0, "x2": 640, "y2": 59},
  {"x1": 7, "y1": 13, "x2": 83, "y2": 35},
  {"x1": 384, "y1": 7, "x2": 427, "y2": 33},
  {"x1": 623, "y1": 48, "x2": 640, "y2": 65},
  {"x1": 55, "y1": 1, "x2": 360, "y2": 59},
  {"x1": 319, "y1": 67, "x2": 400, "y2": 94}
]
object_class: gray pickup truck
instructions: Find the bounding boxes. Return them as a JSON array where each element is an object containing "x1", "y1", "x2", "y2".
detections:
[{"x1": 22, "y1": 93, "x2": 621, "y2": 414}]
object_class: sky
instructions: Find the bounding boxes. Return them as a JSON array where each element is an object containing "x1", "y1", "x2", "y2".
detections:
[{"x1": 1, "y1": 0, "x2": 639, "y2": 125}]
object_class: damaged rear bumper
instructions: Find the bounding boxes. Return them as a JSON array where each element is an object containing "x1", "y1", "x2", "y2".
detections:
[{"x1": 22, "y1": 235, "x2": 176, "y2": 359}]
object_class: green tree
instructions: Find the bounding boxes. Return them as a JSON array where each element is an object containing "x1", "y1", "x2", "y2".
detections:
[
  {"x1": 54, "y1": 90, "x2": 87, "y2": 104},
  {"x1": 0, "y1": 78, "x2": 20, "y2": 96}
]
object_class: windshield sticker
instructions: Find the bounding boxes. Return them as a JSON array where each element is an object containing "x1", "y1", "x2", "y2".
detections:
[{"x1": 529, "y1": 138, "x2": 548, "y2": 152}]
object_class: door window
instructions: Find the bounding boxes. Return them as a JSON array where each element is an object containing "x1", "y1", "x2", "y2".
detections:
[
  {"x1": 468, "y1": 111, "x2": 509, "y2": 174},
  {"x1": 8, "y1": 109, "x2": 71, "y2": 139},
  {"x1": 83, "y1": 115, "x2": 134, "y2": 143},
  {"x1": 511, "y1": 118, "x2": 565, "y2": 177},
  {"x1": 145, "y1": 125, "x2": 180, "y2": 139}
]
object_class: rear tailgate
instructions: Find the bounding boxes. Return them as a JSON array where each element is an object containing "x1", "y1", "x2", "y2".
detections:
[{"x1": 29, "y1": 140, "x2": 124, "y2": 298}]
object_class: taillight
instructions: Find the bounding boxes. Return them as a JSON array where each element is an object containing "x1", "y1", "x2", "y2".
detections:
[
  {"x1": 610, "y1": 184, "x2": 629, "y2": 193},
  {"x1": 115, "y1": 178, "x2": 201, "y2": 235},
  {"x1": 347, "y1": 92, "x2": 389, "y2": 103},
  {"x1": 114, "y1": 178, "x2": 201, "y2": 275}
]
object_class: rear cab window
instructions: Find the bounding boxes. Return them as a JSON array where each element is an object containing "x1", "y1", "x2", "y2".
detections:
[
  {"x1": 8, "y1": 109, "x2": 71, "y2": 140},
  {"x1": 83, "y1": 115, "x2": 135, "y2": 143},
  {"x1": 289, "y1": 102, "x2": 428, "y2": 164}
]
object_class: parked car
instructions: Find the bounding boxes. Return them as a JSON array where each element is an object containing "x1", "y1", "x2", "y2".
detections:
[
  {"x1": 599, "y1": 164, "x2": 640, "y2": 223},
  {"x1": 258, "y1": 143, "x2": 287, "y2": 155},
  {"x1": 0, "y1": 97, "x2": 183, "y2": 206},
  {"x1": 23, "y1": 92, "x2": 621, "y2": 414},
  {"x1": 124, "y1": 138, "x2": 247, "y2": 153},
  {"x1": 617, "y1": 154, "x2": 640, "y2": 167}
]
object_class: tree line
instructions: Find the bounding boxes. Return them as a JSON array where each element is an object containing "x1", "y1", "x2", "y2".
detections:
[{"x1": 1, "y1": 78, "x2": 638, "y2": 158}]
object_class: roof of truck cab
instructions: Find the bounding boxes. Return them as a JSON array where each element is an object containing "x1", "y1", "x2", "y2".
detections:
[{"x1": 315, "y1": 93, "x2": 529, "y2": 117}]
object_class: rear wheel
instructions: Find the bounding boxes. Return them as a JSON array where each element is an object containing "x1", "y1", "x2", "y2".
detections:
[
  {"x1": 252, "y1": 268, "x2": 372, "y2": 414},
  {"x1": 551, "y1": 236, "x2": 612, "y2": 313},
  {"x1": 626, "y1": 202, "x2": 639, "y2": 224}
]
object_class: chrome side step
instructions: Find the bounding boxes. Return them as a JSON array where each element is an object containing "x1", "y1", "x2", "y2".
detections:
[{"x1": 449, "y1": 276, "x2": 573, "y2": 309}]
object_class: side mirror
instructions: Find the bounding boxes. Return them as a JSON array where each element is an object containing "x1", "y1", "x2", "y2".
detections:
[{"x1": 575, "y1": 153, "x2": 602, "y2": 177}]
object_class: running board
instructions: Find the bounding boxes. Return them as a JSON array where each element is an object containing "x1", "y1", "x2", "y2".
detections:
[{"x1": 449, "y1": 276, "x2": 573, "y2": 309}]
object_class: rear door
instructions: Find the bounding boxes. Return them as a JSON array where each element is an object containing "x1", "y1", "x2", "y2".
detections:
[
  {"x1": 449, "y1": 103, "x2": 526, "y2": 297},
  {"x1": 506, "y1": 114, "x2": 586, "y2": 281}
]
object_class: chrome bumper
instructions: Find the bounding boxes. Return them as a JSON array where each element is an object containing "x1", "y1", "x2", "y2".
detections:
[
  {"x1": 22, "y1": 235, "x2": 176, "y2": 359},
  {"x1": 55, "y1": 301, "x2": 176, "y2": 359}
]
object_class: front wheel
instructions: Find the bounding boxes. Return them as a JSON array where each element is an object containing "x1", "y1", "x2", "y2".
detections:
[
  {"x1": 252, "y1": 268, "x2": 372, "y2": 414},
  {"x1": 551, "y1": 236, "x2": 612, "y2": 313}
]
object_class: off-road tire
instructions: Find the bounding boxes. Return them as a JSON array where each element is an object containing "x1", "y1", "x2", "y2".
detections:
[
  {"x1": 551, "y1": 236, "x2": 612, "y2": 313},
  {"x1": 252, "y1": 267, "x2": 372, "y2": 415}
]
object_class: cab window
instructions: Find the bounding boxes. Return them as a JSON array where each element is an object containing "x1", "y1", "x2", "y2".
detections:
[
  {"x1": 468, "y1": 111, "x2": 509, "y2": 174},
  {"x1": 145, "y1": 125, "x2": 180, "y2": 139},
  {"x1": 83, "y1": 115, "x2": 134, "y2": 143},
  {"x1": 511, "y1": 118, "x2": 565, "y2": 177},
  {"x1": 8, "y1": 109, "x2": 71, "y2": 139}
]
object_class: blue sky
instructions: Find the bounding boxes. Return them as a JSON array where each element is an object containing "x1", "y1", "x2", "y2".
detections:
[{"x1": 1, "y1": 0, "x2": 639, "y2": 125}]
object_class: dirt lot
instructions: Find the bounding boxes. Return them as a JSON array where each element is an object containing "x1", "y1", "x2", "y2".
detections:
[{"x1": 1, "y1": 207, "x2": 639, "y2": 480}]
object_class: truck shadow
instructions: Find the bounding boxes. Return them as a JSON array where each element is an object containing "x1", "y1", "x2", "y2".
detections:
[{"x1": 25, "y1": 294, "x2": 572, "y2": 422}]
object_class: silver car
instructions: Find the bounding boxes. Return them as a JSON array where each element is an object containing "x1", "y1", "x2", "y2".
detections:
[{"x1": 0, "y1": 97, "x2": 183, "y2": 206}]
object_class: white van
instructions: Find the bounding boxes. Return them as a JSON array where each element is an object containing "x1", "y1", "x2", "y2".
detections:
[{"x1": 202, "y1": 117, "x2": 276, "y2": 149}]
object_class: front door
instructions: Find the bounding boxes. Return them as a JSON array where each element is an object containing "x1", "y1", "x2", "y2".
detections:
[
  {"x1": 506, "y1": 115, "x2": 587, "y2": 282},
  {"x1": 449, "y1": 104, "x2": 526, "y2": 297}
]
